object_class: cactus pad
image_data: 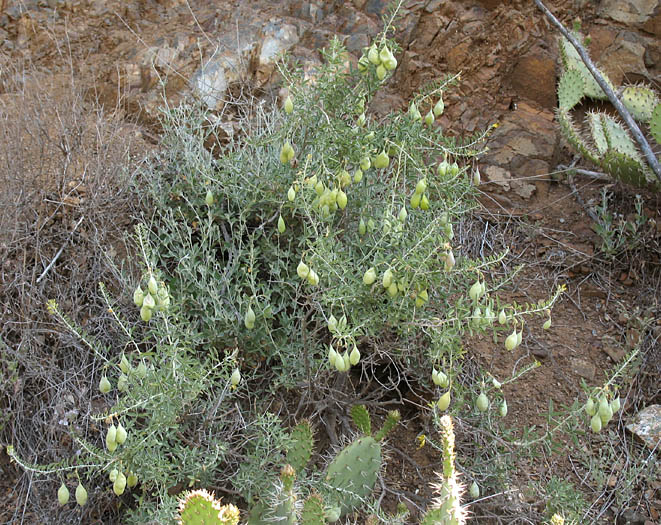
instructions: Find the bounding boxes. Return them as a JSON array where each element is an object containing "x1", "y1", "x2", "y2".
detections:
[
  {"x1": 602, "y1": 150, "x2": 654, "y2": 188},
  {"x1": 556, "y1": 109, "x2": 599, "y2": 165},
  {"x1": 300, "y1": 493, "x2": 326, "y2": 525},
  {"x1": 651, "y1": 103, "x2": 661, "y2": 145},
  {"x1": 600, "y1": 114, "x2": 639, "y2": 159},
  {"x1": 287, "y1": 421, "x2": 314, "y2": 473},
  {"x1": 350, "y1": 405, "x2": 371, "y2": 436},
  {"x1": 565, "y1": 58, "x2": 612, "y2": 100},
  {"x1": 247, "y1": 467, "x2": 298, "y2": 525},
  {"x1": 622, "y1": 85, "x2": 659, "y2": 123},
  {"x1": 420, "y1": 508, "x2": 448, "y2": 525},
  {"x1": 558, "y1": 34, "x2": 613, "y2": 101},
  {"x1": 324, "y1": 436, "x2": 381, "y2": 517},
  {"x1": 587, "y1": 111, "x2": 609, "y2": 155},
  {"x1": 558, "y1": 69, "x2": 584, "y2": 110},
  {"x1": 247, "y1": 494, "x2": 296, "y2": 525},
  {"x1": 177, "y1": 490, "x2": 240, "y2": 525},
  {"x1": 374, "y1": 410, "x2": 401, "y2": 442}
]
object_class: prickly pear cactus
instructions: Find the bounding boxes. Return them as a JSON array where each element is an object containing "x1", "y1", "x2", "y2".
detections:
[
  {"x1": 555, "y1": 32, "x2": 660, "y2": 189},
  {"x1": 301, "y1": 492, "x2": 326, "y2": 525},
  {"x1": 651, "y1": 103, "x2": 661, "y2": 145},
  {"x1": 177, "y1": 489, "x2": 240, "y2": 525},
  {"x1": 350, "y1": 405, "x2": 371, "y2": 436},
  {"x1": 621, "y1": 85, "x2": 659, "y2": 123},
  {"x1": 557, "y1": 69, "x2": 584, "y2": 111},
  {"x1": 286, "y1": 421, "x2": 314, "y2": 473},
  {"x1": 558, "y1": 33, "x2": 613, "y2": 101},
  {"x1": 247, "y1": 465, "x2": 298, "y2": 525},
  {"x1": 324, "y1": 435, "x2": 381, "y2": 517},
  {"x1": 323, "y1": 409, "x2": 399, "y2": 518},
  {"x1": 374, "y1": 410, "x2": 400, "y2": 442}
]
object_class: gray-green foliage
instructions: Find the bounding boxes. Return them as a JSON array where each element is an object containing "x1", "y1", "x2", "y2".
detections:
[
  {"x1": 139, "y1": 31, "x2": 545, "y2": 399},
  {"x1": 556, "y1": 32, "x2": 660, "y2": 189}
]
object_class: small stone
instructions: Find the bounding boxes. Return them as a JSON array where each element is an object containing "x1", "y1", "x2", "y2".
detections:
[
  {"x1": 570, "y1": 357, "x2": 596, "y2": 381},
  {"x1": 626, "y1": 404, "x2": 661, "y2": 451}
]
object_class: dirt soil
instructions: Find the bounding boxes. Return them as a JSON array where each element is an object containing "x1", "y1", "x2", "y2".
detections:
[{"x1": 0, "y1": 0, "x2": 659, "y2": 524}]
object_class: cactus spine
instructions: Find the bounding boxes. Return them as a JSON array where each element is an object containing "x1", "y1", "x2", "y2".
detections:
[{"x1": 420, "y1": 416, "x2": 466, "y2": 525}]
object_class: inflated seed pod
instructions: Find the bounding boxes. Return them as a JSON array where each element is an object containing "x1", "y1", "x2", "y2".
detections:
[
  {"x1": 75, "y1": 483, "x2": 87, "y2": 506},
  {"x1": 505, "y1": 331, "x2": 518, "y2": 351},
  {"x1": 117, "y1": 373, "x2": 128, "y2": 392},
  {"x1": 363, "y1": 267, "x2": 376, "y2": 285},
  {"x1": 328, "y1": 345, "x2": 338, "y2": 368},
  {"x1": 99, "y1": 376, "x2": 112, "y2": 394},
  {"x1": 140, "y1": 305, "x2": 152, "y2": 322},
  {"x1": 610, "y1": 397, "x2": 621, "y2": 414},
  {"x1": 231, "y1": 368, "x2": 241, "y2": 387},
  {"x1": 437, "y1": 390, "x2": 451, "y2": 411},
  {"x1": 113, "y1": 471, "x2": 127, "y2": 496},
  {"x1": 307, "y1": 269, "x2": 319, "y2": 286},
  {"x1": 133, "y1": 286, "x2": 144, "y2": 308},
  {"x1": 58, "y1": 483, "x2": 70, "y2": 505},
  {"x1": 476, "y1": 392, "x2": 489, "y2": 412},
  {"x1": 244, "y1": 306, "x2": 256, "y2": 330},
  {"x1": 284, "y1": 95, "x2": 294, "y2": 114},
  {"x1": 337, "y1": 190, "x2": 348, "y2": 210},
  {"x1": 368, "y1": 44, "x2": 380, "y2": 65},
  {"x1": 349, "y1": 345, "x2": 360, "y2": 366},
  {"x1": 585, "y1": 398, "x2": 597, "y2": 416},
  {"x1": 327, "y1": 315, "x2": 338, "y2": 333},
  {"x1": 297, "y1": 261, "x2": 310, "y2": 280},
  {"x1": 115, "y1": 423, "x2": 127, "y2": 445},
  {"x1": 433, "y1": 97, "x2": 445, "y2": 117},
  {"x1": 146, "y1": 275, "x2": 157, "y2": 295},
  {"x1": 142, "y1": 292, "x2": 156, "y2": 310},
  {"x1": 126, "y1": 473, "x2": 138, "y2": 489},
  {"x1": 119, "y1": 354, "x2": 130, "y2": 374}
]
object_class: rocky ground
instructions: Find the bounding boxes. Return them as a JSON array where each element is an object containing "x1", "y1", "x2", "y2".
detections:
[{"x1": 0, "y1": 0, "x2": 659, "y2": 523}]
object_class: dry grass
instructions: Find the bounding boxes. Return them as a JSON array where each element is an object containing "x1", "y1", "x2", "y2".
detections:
[{"x1": 0, "y1": 62, "x2": 143, "y2": 524}]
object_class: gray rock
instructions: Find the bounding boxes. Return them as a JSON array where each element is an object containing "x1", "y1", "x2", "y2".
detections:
[
  {"x1": 191, "y1": 53, "x2": 242, "y2": 110},
  {"x1": 345, "y1": 32, "x2": 369, "y2": 54},
  {"x1": 600, "y1": 31, "x2": 649, "y2": 84},
  {"x1": 600, "y1": 0, "x2": 658, "y2": 25},
  {"x1": 626, "y1": 404, "x2": 661, "y2": 451},
  {"x1": 252, "y1": 21, "x2": 299, "y2": 86}
]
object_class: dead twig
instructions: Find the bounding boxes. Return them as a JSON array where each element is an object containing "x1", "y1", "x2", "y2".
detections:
[{"x1": 35, "y1": 215, "x2": 85, "y2": 284}]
